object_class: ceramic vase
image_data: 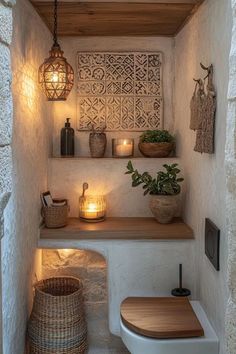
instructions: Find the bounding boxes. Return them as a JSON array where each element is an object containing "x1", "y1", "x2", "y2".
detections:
[
  {"x1": 89, "y1": 133, "x2": 107, "y2": 158},
  {"x1": 149, "y1": 194, "x2": 179, "y2": 224}
]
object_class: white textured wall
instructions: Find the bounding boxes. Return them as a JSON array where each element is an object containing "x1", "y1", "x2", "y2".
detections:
[
  {"x1": 52, "y1": 37, "x2": 174, "y2": 157},
  {"x1": 174, "y1": 1, "x2": 232, "y2": 353},
  {"x1": 225, "y1": 1, "x2": 236, "y2": 352},
  {"x1": 2, "y1": 0, "x2": 52, "y2": 353},
  {"x1": 48, "y1": 157, "x2": 183, "y2": 217}
]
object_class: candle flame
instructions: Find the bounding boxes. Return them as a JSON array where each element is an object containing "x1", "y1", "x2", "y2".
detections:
[{"x1": 87, "y1": 203, "x2": 98, "y2": 211}]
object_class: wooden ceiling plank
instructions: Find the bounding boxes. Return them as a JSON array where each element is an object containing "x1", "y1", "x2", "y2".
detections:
[
  {"x1": 33, "y1": 2, "x2": 194, "y2": 12},
  {"x1": 175, "y1": 0, "x2": 204, "y2": 34},
  {"x1": 31, "y1": 0, "x2": 201, "y2": 4},
  {"x1": 30, "y1": 1, "x2": 204, "y2": 37}
]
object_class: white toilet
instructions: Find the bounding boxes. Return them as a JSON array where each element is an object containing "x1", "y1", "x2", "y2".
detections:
[{"x1": 120, "y1": 297, "x2": 219, "y2": 354}]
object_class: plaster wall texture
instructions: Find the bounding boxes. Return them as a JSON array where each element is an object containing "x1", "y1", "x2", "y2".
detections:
[
  {"x1": 48, "y1": 157, "x2": 183, "y2": 217},
  {"x1": 1, "y1": 0, "x2": 52, "y2": 353},
  {"x1": 174, "y1": 0, "x2": 232, "y2": 353},
  {"x1": 52, "y1": 36, "x2": 174, "y2": 157},
  {"x1": 225, "y1": 1, "x2": 236, "y2": 353}
]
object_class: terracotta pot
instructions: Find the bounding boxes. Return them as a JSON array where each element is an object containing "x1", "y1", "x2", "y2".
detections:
[
  {"x1": 138, "y1": 142, "x2": 175, "y2": 158},
  {"x1": 149, "y1": 194, "x2": 179, "y2": 224}
]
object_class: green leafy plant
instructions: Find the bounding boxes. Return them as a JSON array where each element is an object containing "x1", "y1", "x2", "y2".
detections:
[
  {"x1": 125, "y1": 161, "x2": 184, "y2": 196},
  {"x1": 139, "y1": 130, "x2": 174, "y2": 143}
]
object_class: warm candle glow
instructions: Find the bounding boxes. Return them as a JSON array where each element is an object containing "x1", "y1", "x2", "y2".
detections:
[
  {"x1": 52, "y1": 72, "x2": 59, "y2": 83},
  {"x1": 79, "y1": 195, "x2": 106, "y2": 222},
  {"x1": 112, "y1": 139, "x2": 134, "y2": 157},
  {"x1": 38, "y1": 0, "x2": 74, "y2": 101},
  {"x1": 87, "y1": 203, "x2": 98, "y2": 212},
  {"x1": 58, "y1": 249, "x2": 75, "y2": 258}
]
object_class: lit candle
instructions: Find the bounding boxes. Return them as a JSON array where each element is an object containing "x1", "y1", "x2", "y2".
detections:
[
  {"x1": 85, "y1": 202, "x2": 99, "y2": 219},
  {"x1": 79, "y1": 195, "x2": 106, "y2": 222},
  {"x1": 112, "y1": 139, "x2": 134, "y2": 157}
]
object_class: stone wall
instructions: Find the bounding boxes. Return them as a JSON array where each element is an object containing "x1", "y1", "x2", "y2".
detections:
[
  {"x1": 1, "y1": 0, "x2": 52, "y2": 352},
  {"x1": 41, "y1": 249, "x2": 129, "y2": 354},
  {"x1": 174, "y1": 0, "x2": 232, "y2": 353},
  {"x1": 0, "y1": 0, "x2": 14, "y2": 352}
]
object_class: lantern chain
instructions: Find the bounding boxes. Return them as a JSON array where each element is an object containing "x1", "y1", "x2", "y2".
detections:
[{"x1": 53, "y1": 0, "x2": 58, "y2": 46}]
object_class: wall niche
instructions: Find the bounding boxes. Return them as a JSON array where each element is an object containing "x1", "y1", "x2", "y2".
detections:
[
  {"x1": 77, "y1": 52, "x2": 163, "y2": 132},
  {"x1": 41, "y1": 249, "x2": 129, "y2": 354}
]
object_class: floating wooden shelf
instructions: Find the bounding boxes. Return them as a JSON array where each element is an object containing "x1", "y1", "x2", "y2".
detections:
[
  {"x1": 40, "y1": 217, "x2": 194, "y2": 241},
  {"x1": 50, "y1": 156, "x2": 178, "y2": 160}
]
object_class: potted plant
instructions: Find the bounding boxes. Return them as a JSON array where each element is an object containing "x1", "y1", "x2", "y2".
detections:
[
  {"x1": 125, "y1": 161, "x2": 184, "y2": 224},
  {"x1": 138, "y1": 130, "x2": 175, "y2": 158}
]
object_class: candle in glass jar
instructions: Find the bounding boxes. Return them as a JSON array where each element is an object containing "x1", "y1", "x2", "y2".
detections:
[
  {"x1": 79, "y1": 195, "x2": 106, "y2": 222},
  {"x1": 112, "y1": 139, "x2": 134, "y2": 157},
  {"x1": 85, "y1": 202, "x2": 99, "y2": 219}
]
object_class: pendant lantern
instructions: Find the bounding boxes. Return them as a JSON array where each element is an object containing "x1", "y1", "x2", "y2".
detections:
[{"x1": 38, "y1": 0, "x2": 74, "y2": 101}]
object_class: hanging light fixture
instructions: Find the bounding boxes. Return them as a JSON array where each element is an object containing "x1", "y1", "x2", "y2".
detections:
[{"x1": 38, "y1": 0, "x2": 74, "y2": 101}]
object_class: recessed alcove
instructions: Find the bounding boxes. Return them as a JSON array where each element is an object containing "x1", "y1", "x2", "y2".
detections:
[
  {"x1": 38, "y1": 238, "x2": 197, "y2": 339},
  {"x1": 0, "y1": 0, "x2": 234, "y2": 353},
  {"x1": 48, "y1": 157, "x2": 183, "y2": 217},
  {"x1": 41, "y1": 249, "x2": 129, "y2": 353}
]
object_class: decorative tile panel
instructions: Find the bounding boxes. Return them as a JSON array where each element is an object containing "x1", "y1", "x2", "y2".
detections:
[{"x1": 77, "y1": 52, "x2": 163, "y2": 131}]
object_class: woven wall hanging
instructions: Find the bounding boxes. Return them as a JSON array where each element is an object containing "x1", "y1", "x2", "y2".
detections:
[
  {"x1": 190, "y1": 79, "x2": 205, "y2": 131},
  {"x1": 77, "y1": 52, "x2": 163, "y2": 131},
  {"x1": 191, "y1": 64, "x2": 216, "y2": 154}
]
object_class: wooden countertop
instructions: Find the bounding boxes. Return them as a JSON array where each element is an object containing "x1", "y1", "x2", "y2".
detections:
[{"x1": 40, "y1": 217, "x2": 194, "y2": 241}]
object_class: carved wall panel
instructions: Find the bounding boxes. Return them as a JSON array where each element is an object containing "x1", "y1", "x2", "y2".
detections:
[{"x1": 77, "y1": 52, "x2": 163, "y2": 131}]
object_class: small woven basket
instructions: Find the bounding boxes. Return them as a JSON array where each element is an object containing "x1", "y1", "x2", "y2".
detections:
[
  {"x1": 42, "y1": 201, "x2": 69, "y2": 228},
  {"x1": 28, "y1": 277, "x2": 88, "y2": 354}
]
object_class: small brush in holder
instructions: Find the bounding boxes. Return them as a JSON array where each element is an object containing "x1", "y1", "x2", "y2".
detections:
[{"x1": 171, "y1": 264, "x2": 191, "y2": 297}]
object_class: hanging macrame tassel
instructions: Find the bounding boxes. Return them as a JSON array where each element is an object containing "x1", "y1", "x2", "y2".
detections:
[
  {"x1": 190, "y1": 82, "x2": 198, "y2": 130},
  {"x1": 190, "y1": 80, "x2": 204, "y2": 131},
  {"x1": 194, "y1": 129, "x2": 203, "y2": 153},
  {"x1": 202, "y1": 71, "x2": 216, "y2": 154},
  {"x1": 194, "y1": 79, "x2": 206, "y2": 153}
]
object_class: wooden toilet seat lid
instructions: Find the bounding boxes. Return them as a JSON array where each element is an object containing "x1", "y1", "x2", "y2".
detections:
[{"x1": 120, "y1": 297, "x2": 204, "y2": 339}]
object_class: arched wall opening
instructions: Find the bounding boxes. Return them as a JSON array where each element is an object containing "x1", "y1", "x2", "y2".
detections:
[{"x1": 40, "y1": 249, "x2": 128, "y2": 353}]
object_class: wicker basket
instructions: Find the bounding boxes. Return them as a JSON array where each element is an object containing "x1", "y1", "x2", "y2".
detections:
[
  {"x1": 42, "y1": 201, "x2": 69, "y2": 228},
  {"x1": 28, "y1": 277, "x2": 88, "y2": 354}
]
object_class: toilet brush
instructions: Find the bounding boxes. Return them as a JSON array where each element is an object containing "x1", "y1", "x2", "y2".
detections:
[{"x1": 171, "y1": 264, "x2": 191, "y2": 297}]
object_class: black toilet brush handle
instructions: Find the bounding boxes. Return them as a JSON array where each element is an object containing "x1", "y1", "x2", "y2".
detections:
[{"x1": 179, "y1": 264, "x2": 182, "y2": 291}]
